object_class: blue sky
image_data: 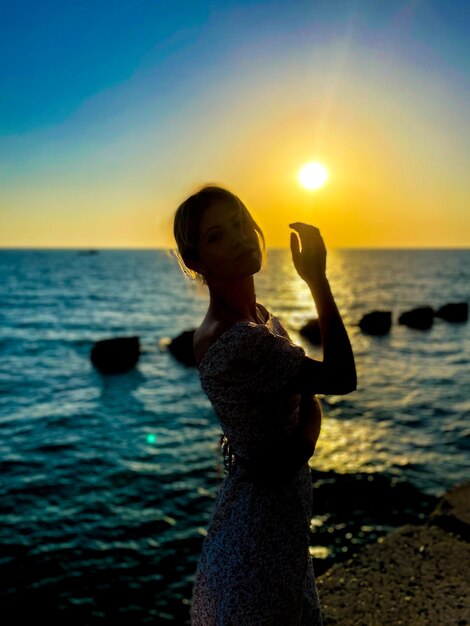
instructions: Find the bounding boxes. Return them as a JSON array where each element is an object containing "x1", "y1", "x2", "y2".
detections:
[
  {"x1": 2, "y1": 0, "x2": 468, "y2": 135},
  {"x1": 1, "y1": 0, "x2": 469, "y2": 247}
]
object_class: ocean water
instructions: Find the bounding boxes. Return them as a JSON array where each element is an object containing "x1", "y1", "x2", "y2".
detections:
[{"x1": 0, "y1": 247, "x2": 469, "y2": 625}]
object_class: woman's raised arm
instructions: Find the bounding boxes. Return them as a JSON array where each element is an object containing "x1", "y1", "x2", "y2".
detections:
[{"x1": 289, "y1": 223, "x2": 357, "y2": 394}]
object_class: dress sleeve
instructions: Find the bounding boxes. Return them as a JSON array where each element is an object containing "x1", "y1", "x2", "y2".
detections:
[{"x1": 201, "y1": 322, "x2": 306, "y2": 396}]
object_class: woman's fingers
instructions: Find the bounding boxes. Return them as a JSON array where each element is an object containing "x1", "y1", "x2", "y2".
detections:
[
  {"x1": 290, "y1": 231, "x2": 300, "y2": 257},
  {"x1": 289, "y1": 222, "x2": 320, "y2": 237},
  {"x1": 289, "y1": 223, "x2": 321, "y2": 247},
  {"x1": 289, "y1": 221, "x2": 327, "y2": 281}
]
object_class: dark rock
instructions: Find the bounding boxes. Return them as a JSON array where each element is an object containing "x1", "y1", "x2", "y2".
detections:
[
  {"x1": 398, "y1": 306, "x2": 434, "y2": 330},
  {"x1": 168, "y1": 330, "x2": 196, "y2": 367},
  {"x1": 430, "y1": 481, "x2": 470, "y2": 541},
  {"x1": 90, "y1": 336, "x2": 140, "y2": 373},
  {"x1": 317, "y1": 523, "x2": 470, "y2": 625},
  {"x1": 307, "y1": 470, "x2": 437, "y2": 576},
  {"x1": 358, "y1": 311, "x2": 392, "y2": 335},
  {"x1": 299, "y1": 318, "x2": 322, "y2": 344},
  {"x1": 435, "y1": 302, "x2": 468, "y2": 323}
]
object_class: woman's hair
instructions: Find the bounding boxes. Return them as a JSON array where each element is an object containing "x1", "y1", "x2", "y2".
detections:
[{"x1": 172, "y1": 185, "x2": 266, "y2": 286}]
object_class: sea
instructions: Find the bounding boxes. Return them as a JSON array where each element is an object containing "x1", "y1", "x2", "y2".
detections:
[{"x1": 0, "y1": 247, "x2": 469, "y2": 625}]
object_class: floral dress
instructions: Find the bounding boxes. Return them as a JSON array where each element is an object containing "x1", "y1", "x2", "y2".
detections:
[{"x1": 190, "y1": 311, "x2": 323, "y2": 626}]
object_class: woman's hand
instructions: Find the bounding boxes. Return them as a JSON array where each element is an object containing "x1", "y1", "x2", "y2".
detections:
[{"x1": 289, "y1": 222, "x2": 327, "y2": 285}]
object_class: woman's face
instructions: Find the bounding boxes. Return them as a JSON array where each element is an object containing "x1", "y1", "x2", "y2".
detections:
[{"x1": 196, "y1": 198, "x2": 262, "y2": 282}]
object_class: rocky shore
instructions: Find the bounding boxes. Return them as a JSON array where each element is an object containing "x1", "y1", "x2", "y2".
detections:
[{"x1": 316, "y1": 481, "x2": 470, "y2": 625}]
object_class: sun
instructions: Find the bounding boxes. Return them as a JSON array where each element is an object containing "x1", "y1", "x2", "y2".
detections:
[{"x1": 298, "y1": 162, "x2": 329, "y2": 190}]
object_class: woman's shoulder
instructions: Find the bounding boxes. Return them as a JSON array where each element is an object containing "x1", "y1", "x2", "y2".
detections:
[
  {"x1": 193, "y1": 304, "x2": 273, "y2": 369},
  {"x1": 193, "y1": 318, "x2": 245, "y2": 369}
]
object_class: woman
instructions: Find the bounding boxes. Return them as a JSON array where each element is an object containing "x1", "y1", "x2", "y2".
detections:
[{"x1": 173, "y1": 185, "x2": 356, "y2": 625}]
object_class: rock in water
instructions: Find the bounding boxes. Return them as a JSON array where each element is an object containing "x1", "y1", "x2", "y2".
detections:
[
  {"x1": 90, "y1": 336, "x2": 140, "y2": 373},
  {"x1": 435, "y1": 302, "x2": 468, "y2": 322},
  {"x1": 358, "y1": 311, "x2": 392, "y2": 335},
  {"x1": 299, "y1": 318, "x2": 322, "y2": 344},
  {"x1": 168, "y1": 330, "x2": 196, "y2": 367},
  {"x1": 398, "y1": 306, "x2": 434, "y2": 330}
]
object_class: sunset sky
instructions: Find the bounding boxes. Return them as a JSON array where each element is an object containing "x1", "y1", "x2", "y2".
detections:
[{"x1": 1, "y1": 0, "x2": 469, "y2": 249}]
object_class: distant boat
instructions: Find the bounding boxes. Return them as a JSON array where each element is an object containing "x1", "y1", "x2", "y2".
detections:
[{"x1": 78, "y1": 249, "x2": 99, "y2": 255}]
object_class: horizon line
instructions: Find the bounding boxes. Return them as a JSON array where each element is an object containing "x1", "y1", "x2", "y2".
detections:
[{"x1": 0, "y1": 246, "x2": 469, "y2": 251}]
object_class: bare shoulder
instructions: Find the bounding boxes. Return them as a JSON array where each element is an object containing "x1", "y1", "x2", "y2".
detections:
[
  {"x1": 193, "y1": 319, "x2": 235, "y2": 368},
  {"x1": 257, "y1": 301, "x2": 270, "y2": 322},
  {"x1": 193, "y1": 303, "x2": 270, "y2": 367}
]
